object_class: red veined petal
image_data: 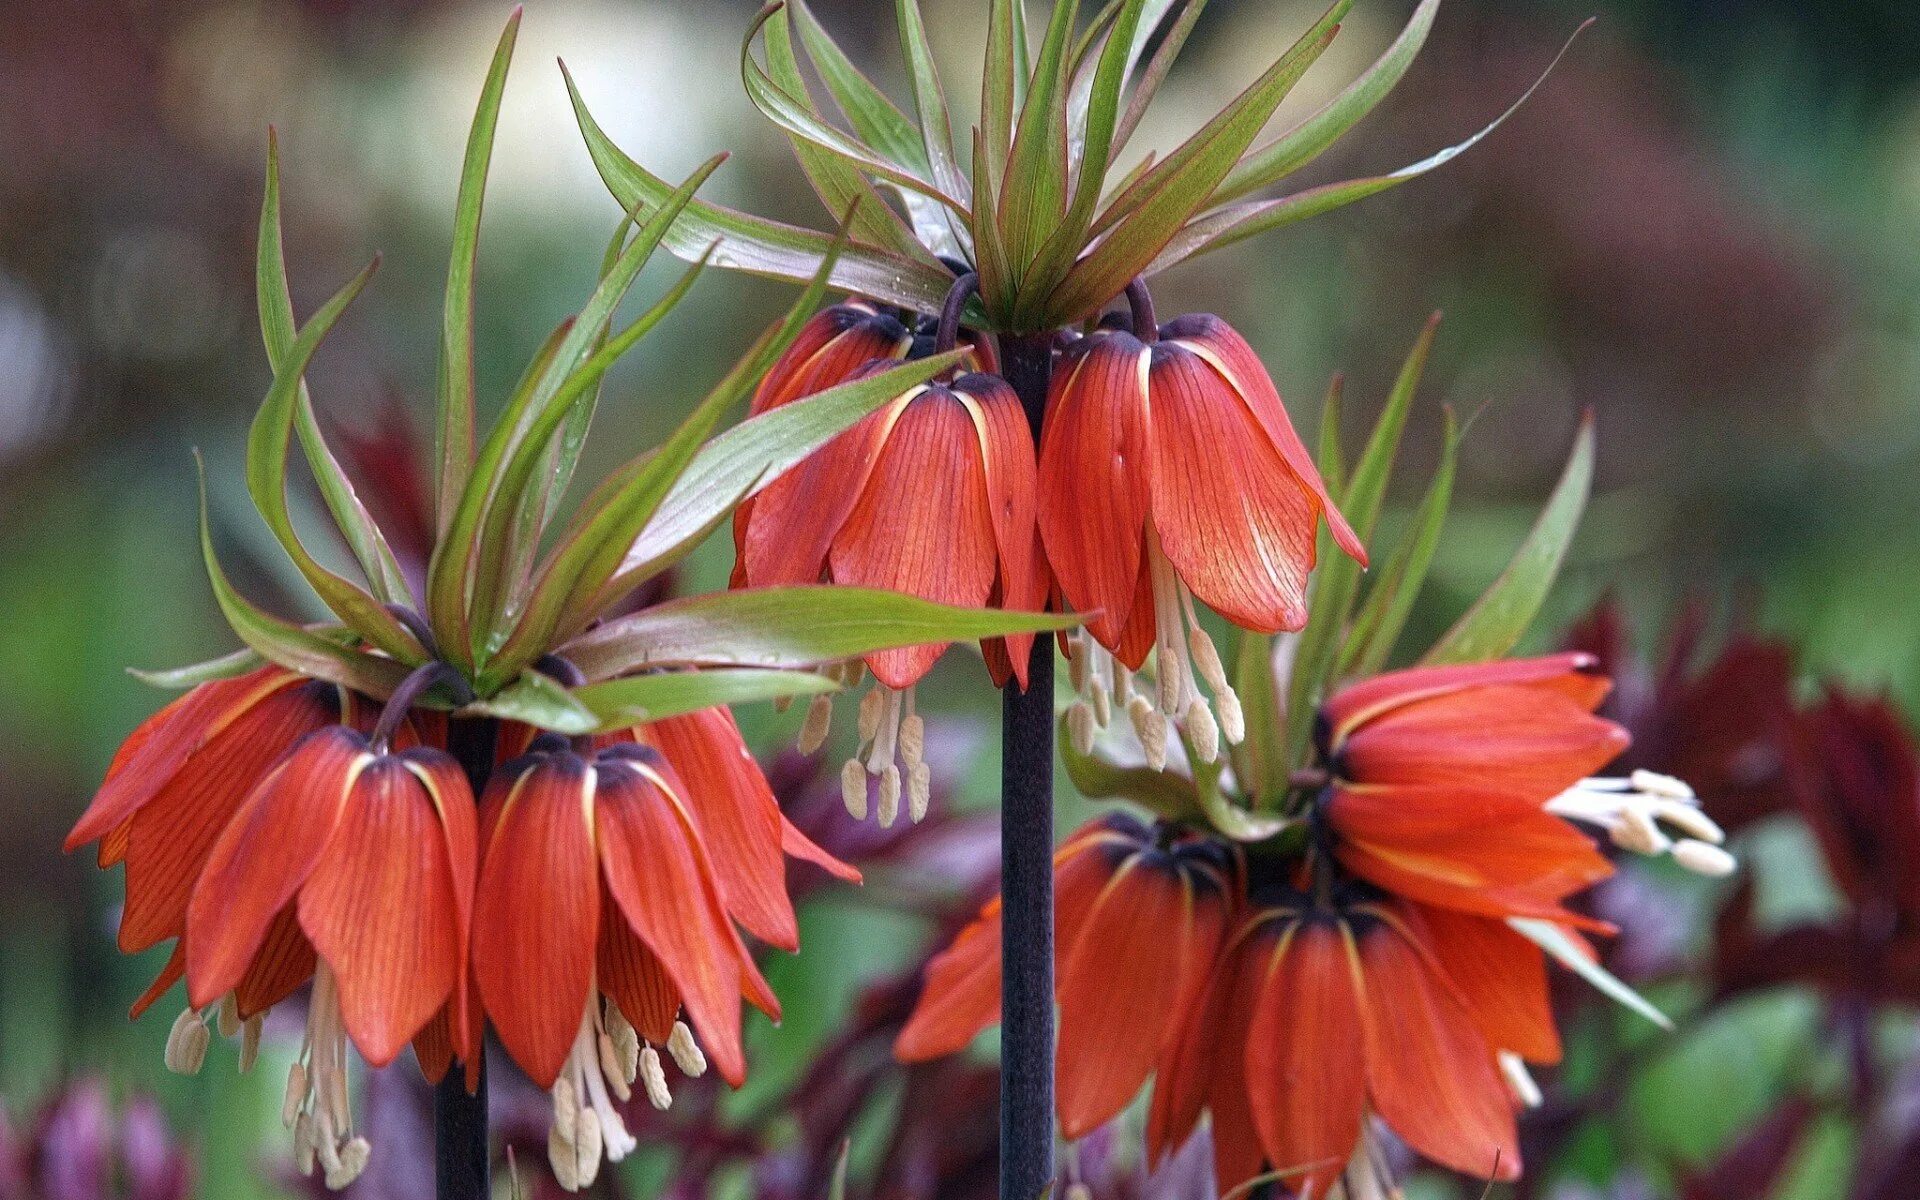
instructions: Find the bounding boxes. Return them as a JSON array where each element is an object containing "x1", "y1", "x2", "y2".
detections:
[
  {"x1": 741, "y1": 378, "x2": 904, "y2": 588},
  {"x1": 960, "y1": 373, "x2": 1043, "y2": 688},
  {"x1": 1204, "y1": 922, "x2": 1278, "y2": 1192},
  {"x1": 1037, "y1": 334, "x2": 1152, "y2": 653},
  {"x1": 129, "y1": 943, "x2": 186, "y2": 1020},
  {"x1": 234, "y1": 903, "x2": 316, "y2": 1019},
  {"x1": 597, "y1": 885, "x2": 683, "y2": 1045},
  {"x1": 1111, "y1": 550, "x2": 1157, "y2": 671},
  {"x1": 1410, "y1": 903, "x2": 1561, "y2": 1064},
  {"x1": 403, "y1": 751, "x2": 480, "y2": 1069},
  {"x1": 1339, "y1": 685, "x2": 1629, "y2": 797},
  {"x1": 1146, "y1": 344, "x2": 1317, "y2": 634},
  {"x1": 1323, "y1": 653, "x2": 1606, "y2": 742},
  {"x1": 1356, "y1": 915, "x2": 1521, "y2": 1182},
  {"x1": 472, "y1": 756, "x2": 600, "y2": 1089},
  {"x1": 413, "y1": 1006, "x2": 455, "y2": 1086},
  {"x1": 297, "y1": 756, "x2": 465, "y2": 1067},
  {"x1": 66, "y1": 668, "x2": 300, "y2": 851},
  {"x1": 830, "y1": 387, "x2": 1000, "y2": 689},
  {"x1": 117, "y1": 680, "x2": 341, "y2": 952},
  {"x1": 639, "y1": 710, "x2": 797, "y2": 952},
  {"x1": 1163, "y1": 314, "x2": 1364, "y2": 564},
  {"x1": 780, "y1": 815, "x2": 862, "y2": 883},
  {"x1": 749, "y1": 303, "x2": 909, "y2": 416},
  {"x1": 184, "y1": 727, "x2": 364, "y2": 1008},
  {"x1": 1246, "y1": 919, "x2": 1365, "y2": 1200},
  {"x1": 595, "y1": 755, "x2": 769, "y2": 1087}
]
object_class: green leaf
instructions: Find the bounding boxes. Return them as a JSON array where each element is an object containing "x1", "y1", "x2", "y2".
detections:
[
  {"x1": 130, "y1": 647, "x2": 265, "y2": 689},
  {"x1": 1423, "y1": 412, "x2": 1595, "y2": 665},
  {"x1": 1229, "y1": 628, "x2": 1285, "y2": 806},
  {"x1": 615, "y1": 351, "x2": 965, "y2": 581},
  {"x1": 1061, "y1": 724, "x2": 1205, "y2": 823},
  {"x1": 982, "y1": 0, "x2": 1020, "y2": 169},
  {"x1": 574, "y1": 668, "x2": 840, "y2": 732},
  {"x1": 1112, "y1": 0, "x2": 1210, "y2": 156},
  {"x1": 434, "y1": 8, "x2": 521, "y2": 531},
  {"x1": 1046, "y1": 4, "x2": 1342, "y2": 322},
  {"x1": 895, "y1": 0, "x2": 971, "y2": 209},
  {"x1": 970, "y1": 129, "x2": 1015, "y2": 323},
  {"x1": 998, "y1": 0, "x2": 1079, "y2": 277},
  {"x1": 1341, "y1": 407, "x2": 1458, "y2": 677},
  {"x1": 196, "y1": 453, "x2": 410, "y2": 699},
  {"x1": 257, "y1": 129, "x2": 412, "y2": 607},
  {"x1": 560, "y1": 585, "x2": 1080, "y2": 681},
  {"x1": 1283, "y1": 316, "x2": 1437, "y2": 768},
  {"x1": 460, "y1": 668, "x2": 599, "y2": 735},
  {"x1": 244, "y1": 256, "x2": 428, "y2": 664},
  {"x1": 1213, "y1": 0, "x2": 1436, "y2": 206},
  {"x1": 1151, "y1": 19, "x2": 1589, "y2": 275},
  {"x1": 791, "y1": 0, "x2": 928, "y2": 171},
  {"x1": 1511, "y1": 917, "x2": 1672, "y2": 1030},
  {"x1": 565, "y1": 65, "x2": 957, "y2": 314},
  {"x1": 1316, "y1": 372, "x2": 1346, "y2": 498}
]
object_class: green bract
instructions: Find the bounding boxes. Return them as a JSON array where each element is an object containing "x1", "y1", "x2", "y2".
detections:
[
  {"x1": 156, "y1": 10, "x2": 1079, "y2": 734},
  {"x1": 566, "y1": 0, "x2": 1578, "y2": 332}
]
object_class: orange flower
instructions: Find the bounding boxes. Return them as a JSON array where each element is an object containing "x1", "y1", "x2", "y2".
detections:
[
  {"x1": 895, "y1": 813, "x2": 1234, "y2": 1139},
  {"x1": 183, "y1": 723, "x2": 477, "y2": 1188},
  {"x1": 735, "y1": 366, "x2": 1043, "y2": 826},
  {"x1": 1042, "y1": 315, "x2": 1364, "y2": 768},
  {"x1": 1148, "y1": 889, "x2": 1535, "y2": 1197},
  {"x1": 471, "y1": 734, "x2": 793, "y2": 1189},
  {"x1": 1319, "y1": 653, "x2": 1629, "y2": 924}
]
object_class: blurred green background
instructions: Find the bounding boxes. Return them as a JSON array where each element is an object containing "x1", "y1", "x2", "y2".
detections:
[{"x1": 4, "y1": 0, "x2": 1917, "y2": 1196}]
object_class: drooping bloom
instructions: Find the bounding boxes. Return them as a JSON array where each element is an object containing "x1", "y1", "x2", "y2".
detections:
[
  {"x1": 735, "y1": 363, "x2": 1043, "y2": 827},
  {"x1": 1043, "y1": 315, "x2": 1365, "y2": 769},
  {"x1": 470, "y1": 733, "x2": 788, "y2": 1191},
  {"x1": 1147, "y1": 885, "x2": 1534, "y2": 1196},
  {"x1": 896, "y1": 813, "x2": 1235, "y2": 1139},
  {"x1": 182, "y1": 724, "x2": 477, "y2": 1188}
]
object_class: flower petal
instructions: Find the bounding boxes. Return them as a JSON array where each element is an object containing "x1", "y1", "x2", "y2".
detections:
[
  {"x1": 129, "y1": 943, "x2": 186, "y2": 1020},
  {"x1": 960, "y1": 372, "x2": 1044, "y2": 688},
  {"x1": 780, "y1": 815, "x2": 861, "y2": 883},
  {"x1": 1411, "y1": 903, "x2": 1561, "y2": 1064},
  {"x1": 185, "y1": 727, "x2": 364, "y2": 1007},
  {"x1": 830, "y1": 387, "x2": 1001, "y2": 689},
  {"x1": 1037, "y1": 334, "x2": 1152, "y2": 652},
  {"x1": 234, "y1": 903, "x2": 317, "y2": 1019},
  {"x1": 1339, "y1": 685, "x2": 1629, "y2": 796},
  {"x1": 472, "y1": 755, "x2": 600, "y2": 1089},
  {"x1": 1323, "y1": 653, "x2": 1606, "y2": 742},
  {"x1": 597, "y1": 885, "x2": 683, "y2": 1044},
  {"x1": 1246, "y1": 919, "x2": 1365, "y2": 1200},
  {"x1": 740, "y1": 393, "x2": 901, "y2": 588}
]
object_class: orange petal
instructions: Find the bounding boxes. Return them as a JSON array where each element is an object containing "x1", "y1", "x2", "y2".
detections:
[
  {"x1": 595, "y1": 753, "x2": 769, "y2": 1086},
  {"x1": 66, "y1": 668, "x2": 299, "y2": 851},
  {"x1": 1339, "y1": 685, "x2": 1629, "y2": 797},
  {"x1": 1203, "y1": 924, "x2": 1279, "y2": 1192},
  {"x1": 830, "y1": 386, "x2": 1000, "y2": 689},
  {"x1": 234, "y1": 903, "x2": 317, "y2": 1018},
  {"x1": 960, "y1": 372, "x2": 1043, "y2": 688},
  {"x1": 1163, "y1": 314, "x2": 1364, "y2": 564},
  {"x1": 639, "y1": 710, "x2": 797, "y2": 952},
  {"x1": 413, "y1": 1006, "x2": 455, "y2": 1085},
  {"x1": 404, "y1": 751, "x2": 480, "y2": 1071},
  {"x1": 1146, "y1": 344, "x2": 1317, "y2": 634},
  {"x1": 184, "y1": 727, "x2": 363, "y2": 1008},
  {"x1": 297, "y1": 755, "x2": 466, "y2": 1067},
  {"x1": 1356, "y1": 915, "x2": 1521, "y2": 1182},
  {"x1": 1245, "y1": 919, "x2": 1365, "y2": 1200},
  {"x1": 129, "y1": 943, "x2": 186, "y2": 1020},
  {"x1": 1324, "y1": 653, "x2": 1607, "y2": 742},
  {"x1": 1410, "y1": 902, "x2": 1561, "y2": 1064},
  {"x1": 597, "y1": 884, "x2": 683, "y2": 1044},
  {"x1": 472, "y1": 755, "x2": 600, "y2": 1089},
  {"x1": 117, "y1": 680, "x2": 340, "y2": 952},
  {"x1": 780, "y1": 815, "x2": 861, "y2": 883},
  {"x1": 1037, "y1": 334, "x2": 1152, "y2": 652},
  {"x1": 749, "y1": 303, "x2": 909, "y2": 416}
]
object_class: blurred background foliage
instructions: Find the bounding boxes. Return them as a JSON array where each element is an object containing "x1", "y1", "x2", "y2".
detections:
[{"x1": 4, "y1": 0, "x2": 1919, "y2": 1197}]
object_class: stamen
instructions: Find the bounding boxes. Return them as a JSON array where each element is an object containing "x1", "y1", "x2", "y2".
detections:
[
  {"x1": 1498, "y1": 1051, "x2": 1543, "y2": 1108},
  {"x1": 1128, "y1": 694, "x2": 1168, "y2": 771},
  {"x1": 640, "y1": 1046, "x2": 672, "y2": 1110},
  {"x1": 667, "y1": 1020, "x2": 707, "y2": 1076},
  {"x1": 1547, "y1": 774, "x2": 1735, "y2": 877},
  {"x1": 1067, "y1": 702, "x2": 1097, "y2": 754},
  {"x1": 549, "y1": 988, "x2": 643, "y2": 1190},
  {"x1": 857, "y1": 686, "x2": 886, "y2": 744},
  {"x1": 1672, "y1": 839, "x2": 1737, "y2": 877},
  {"x1": 285, "y1": 963, "x2": 369, "y2": 1190},
  {"x1": 217, "y1": 993, "x2": 240, "y2": 1038},
  {"x1": 877, "y1": 764, "x2": 902, "y2": 828},
  {"x1": 908, "y1": 762, "x2": 932, "y2": 823},
  {"x1": 1185, "y1": 697, "x2": 1220, "y2": 764},
  {"x1": 164, "y1": 1007, "x2": 209, "y2": 1076},
  {"x1": 797, "y1": 693, "x2": 834, "y2": 754},
  {"x1": 840, "y1": 759, "x2": 869, "y2": 820},
  {"x1": 240, "y1": 1015, "x2": 262, "y2": 1073}
]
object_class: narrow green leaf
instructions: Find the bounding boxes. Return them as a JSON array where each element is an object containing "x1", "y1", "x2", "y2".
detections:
[
  {"x1": 196, "y1": 454, "x2": 410, "y2": 699},
  {"x1": 565, "y1": 66, "x2": 957, "y2": 313},
  {"x1": 1112, "y1": 0, "x2": 1209, "y2": 156},
  {"x1": 130, "y1": 647, "x2": 265, "y2": 689},
  {"x1": 970, "y1": 128, "x2": 1015, "y2": 323},
  {"x1": 982, "y1": 0, "x2": 1020, "y2": 176},
  {"x1": 895, "y1": 0, "x2": 971, "y2": 207},
  {"x1": 434, "y1": 7, "x2": 521, "y2": 532},
  {"x1": 460, "y1": 668, "x2": 599, "y2": 734},
  {"x1": 244, "y1": 256, "x2": 427, "y2": 664},
  {"x1": 1213, "y1": 0, "x2": 1438, "y2": 206},
  {"x1": 1152, "y1": 19, "x2": 1589, "y2": 276},
  {"x1": 1230, "y1": 629, "x2": 1285, "y2": 805},
  {"x1": 257, "y1": 130, "x2": 412, "y2": 607},
  {"x1": 561, "y1": 585, "x2": 1079, "y2": 681},
  {"x1": 998, "y1": 0, "x2": 1079, "y2": 275},
  {"x1": 1341, "y1": 407, "x2": 1459, "y2": 677},
  {"x1": 1316, "y1": 373, "x2": 1346, "y2": 498},
  {"x1": 1343, "y1": 313, "x2": 1439, "y2": 540},
  {"x1": 1047, "y1": 6, "x2": 1341, "y2": 322},
  {"x1": 1061, "y1": 724, "x2": 1205, "y2": 823},
  {"x1": 575, "y1": 668, "x2": 840, "y2": 732},
  {"x1": 1423, "y1": 412, "x2": 1595, "y2": 665},
  {"x1": 1511, "y1": 917, "x2": 1673, "y2": 1030}
]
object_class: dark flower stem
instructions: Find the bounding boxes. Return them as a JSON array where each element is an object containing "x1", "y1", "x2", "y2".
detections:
[
  {"x1": 1125, "y1": 277, "x2": 1157, "y2": 342},
  {"x1": 998, "y1": 333, "x2": 1055, "y2": 1200},
  {"x1": 438, "y1": 715, "x2": 496, "y2": 1200}
]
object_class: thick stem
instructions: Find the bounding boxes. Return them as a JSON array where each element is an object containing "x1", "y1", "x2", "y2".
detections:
[
  {"x1": 437, "y1": 715, "x2": 496, "y2": 1200},
  {"x1": 998, "y1": 334, "x2": 1055, "y2": 1200}
]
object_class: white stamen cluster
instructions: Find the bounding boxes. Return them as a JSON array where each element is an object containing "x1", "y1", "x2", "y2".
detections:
[
  {"x1": 283, "y1": 965, "x2": 370, "y2": 1190},
  {"x1": 1548, "y1": 770, "x2": 1736, "y2": 877},
  {"x1": 548, "y1": 990, "x2": 707, "y2": 1192},
  {"x1": 836, "y1": 682, "x2": 930, "y2": 827},
  {"x1": 162, "y1": 993, "x2": 263, "y2": 1077},
  {"x1": 1498, "y1": 1050, "x2": 1544, "y2": 1109},
  {"x1": 1063, "y1": 542, "x2": 1242, "y2": 773}
]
